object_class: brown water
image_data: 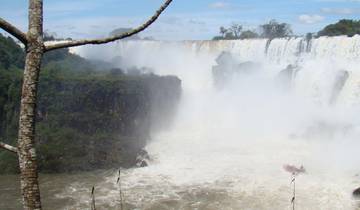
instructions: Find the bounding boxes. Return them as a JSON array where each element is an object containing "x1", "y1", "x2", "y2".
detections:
[
  {"x1": 1, "y1": 149, "x2": 360, "y2": 210},
  {"x1": 0, "y1": 171, "x2": 114, "y2": 210}
]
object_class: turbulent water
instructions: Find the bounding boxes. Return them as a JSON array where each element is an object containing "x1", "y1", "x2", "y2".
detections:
[{"x1": 2, "y1": 36, "x2": 360, "y2": 210}]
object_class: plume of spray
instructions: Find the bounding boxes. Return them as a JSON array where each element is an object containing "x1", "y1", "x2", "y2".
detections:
[{"x1": 70, "y1": 37, "x2": 360, "y2": 209}]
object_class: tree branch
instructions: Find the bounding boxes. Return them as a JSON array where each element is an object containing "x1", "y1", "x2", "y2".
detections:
[
  {"x1": 0, "y1": 141, "x2": 18, "y2": 153},
  {"x1": 45, "y1": 0, "x2": 173, "y2": 52},
  {"x1": 0, "y1": 18, "x2": 28, "y2": 45}
]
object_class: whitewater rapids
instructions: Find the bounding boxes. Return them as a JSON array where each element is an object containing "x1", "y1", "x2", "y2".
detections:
[{"x1": 56, "y1": 36, "x2": 360, "y2": 209}]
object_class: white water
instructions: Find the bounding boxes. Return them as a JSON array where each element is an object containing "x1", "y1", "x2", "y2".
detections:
[{"x1": 64, "y1": 36, "x2": 360, "y2": 209}]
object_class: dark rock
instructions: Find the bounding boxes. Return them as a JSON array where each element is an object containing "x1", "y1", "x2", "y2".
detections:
[
  {"x1": 353, "y1": 188, "x2": 360, "y2": 198},
  {"x1": 135, "y1": 149, "x2": 150, "y2": 167},
  {"x1": 329, "y1": 70, "x2": 349, "y2": 104},
  {"x1": 137, "y1": 160, "x2": 148, "y2": 167},
  {"x1": 276, "y1": 64, "x2": 300, "y2": 89},
  {"x1": 212, "y1": 51, "x2": 261, "y2": 88}
]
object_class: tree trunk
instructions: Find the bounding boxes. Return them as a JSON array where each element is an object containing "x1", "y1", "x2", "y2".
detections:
[
  {"x1": 18, "y1": 48, "x2": 43, "y2": 210},
  {"x1": 17, "y1": 0, "x2": 44, "y2": 209}
]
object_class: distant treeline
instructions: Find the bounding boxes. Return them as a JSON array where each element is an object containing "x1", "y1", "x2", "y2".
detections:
[{"x1": 213, "y1": 19, "x2": 360, "y2": 40}]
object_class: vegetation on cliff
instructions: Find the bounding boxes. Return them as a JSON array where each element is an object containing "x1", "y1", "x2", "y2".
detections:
[{"x1": 0, "y1": 34, "x2": 181, "y2": 173}]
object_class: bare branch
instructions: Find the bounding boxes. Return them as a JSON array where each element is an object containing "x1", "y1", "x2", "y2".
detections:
[
  {"x1": 0, "y1": 18, "x2": 28, "y2": 45},
  {"x1": 0, "y1": 141, "x2": 18, "y2": 153},
  {"x1": 45, "y1": 0, "x2": 172, "y2": 52}
]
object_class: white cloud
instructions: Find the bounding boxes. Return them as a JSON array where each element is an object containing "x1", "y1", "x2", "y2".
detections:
[
  {"x1": 298, "y1": 14, "x2": 325, "y2": 24},
  {"x1": 321, "y1": 7, "x2": 359, "y2": 15},
  {"x1": 209, "y1": 2, "x2": 230, "y2": 9}
]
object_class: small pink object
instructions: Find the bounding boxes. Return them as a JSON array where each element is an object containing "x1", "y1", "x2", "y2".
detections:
[{"x1": 283, "y1": 164, "x2": 306, "y2": 175}]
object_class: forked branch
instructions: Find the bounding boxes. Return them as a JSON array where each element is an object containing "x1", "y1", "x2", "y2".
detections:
[
  {"x1": 0, "y1": 141, "x2": 18, "y2": 153},
  {"x1": 45, "y1": 0, "x2": 173, "y2": 51},
  {"x1": 0, "y1": 18, "x2": 28, "y2": 45}
]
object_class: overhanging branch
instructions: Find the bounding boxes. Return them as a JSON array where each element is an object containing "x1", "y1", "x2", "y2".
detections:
[
  {"x1": 0, "y1": 141, "x2": 18, "y2": 153},
  {"x1": 45, "y1": 0, "x2": 173, "y2": 51},
  {"x1": 0, "y1": 18, "x2": 28, "y2": 45}
]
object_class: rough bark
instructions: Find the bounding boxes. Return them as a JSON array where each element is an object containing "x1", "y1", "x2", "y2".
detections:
[
  {"x1": 17, "y1": 0, "x2": 44, "y2": 209},
  {"x1": 0, "y1": 18, "x2": 28, "y2": 45},
  {"x1": 0, "y1": 141, "x2": 18, "y2": 153}
]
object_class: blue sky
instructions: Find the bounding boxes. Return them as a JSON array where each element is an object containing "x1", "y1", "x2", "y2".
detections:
[{"x1": 1, "y1": 0, "x2": 359, "y2": 40}]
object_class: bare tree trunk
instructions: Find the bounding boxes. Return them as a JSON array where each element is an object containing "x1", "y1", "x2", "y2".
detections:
[
  {"x1": 17, "y1": 0, "x2": 44, "y2": 209},
  {"x1": 18, "y1": 49, "x2": 43, "y2": 210}
]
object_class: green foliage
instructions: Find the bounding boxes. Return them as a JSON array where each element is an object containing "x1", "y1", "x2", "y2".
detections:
[
  {"x1": 0, "y1": 33, "x2": 25, "y2": 69},
  {"x1": 240, "y1": 30, "x2": 259, "y2": 39},
  {"x1": 0, "y1": 68, "x2": 22, "y2": 144},
  {"x1": 212, "y1": 36, "x2": 224, "y2": 41},
  {"x1": 229, "y1": 23, "x2": 243, "y2": 38},
  {"x1": 0, "y1": 69, "x2": 180, "y2": 173},
  {"x1": 213, "y1": 24, "x2": 260, "y2": 40},
  {"x1": 260, "y1": 19, "x2": 292, "y2": 39},
  {"x1": 318, "y1": 19, "x2": 360, "y2": 37},
  {"x1": 0, "y1": 151, "x2": 19, "y2": 173},
  {"x1": 213, "y1": 20, "x2": 292, "y2": 40},
  {"x1": 42, "y1": 48, "x2": 69, "y2": 65}
]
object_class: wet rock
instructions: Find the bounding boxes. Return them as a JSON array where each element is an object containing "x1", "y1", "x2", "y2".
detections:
[
  {"x1": 137, "y1": 149, "x2": 150, "y2": 160},
  {"x1": 138, "y1": 160, "x2": 148, "y2": 167},
  {"x1": 212, "y1": 52, "x2": 237, "y2": 88},
  {"x1": 329, "y1": 70, "x2": 349, "y2": 104},
  {"x1": 212, "y1": 51, "x2": 261, "y2": 88},
  {"x1": 135, "y1": 149, "x2": 150, "y2": 167},
  {"x1": 353, "y1": 188, "x2": 360, "y2": 198},
  {"x1": 276, "y1": 64, "x2": 300, "y2": 89}
]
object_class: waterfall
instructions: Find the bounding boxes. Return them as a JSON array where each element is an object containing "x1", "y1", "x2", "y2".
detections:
[
  {"x1": 71, "y1": 35, "x2": 360, "y2": 61},
  {"x1": 65, "y1": 36, "x2": 360, "y2": 209},
  {"x1": 72, "y1": 35, "x2": 360, "y2": 105}
]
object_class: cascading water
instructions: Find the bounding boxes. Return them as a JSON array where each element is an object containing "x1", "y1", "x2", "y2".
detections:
[{"x1": 61, "y1": 36, "x2": 360, "y2": 209}]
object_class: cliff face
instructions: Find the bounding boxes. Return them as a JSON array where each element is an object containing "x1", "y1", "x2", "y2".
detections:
[{"x1": 0, "y1": 73, "x2": 181, "y2": 173}]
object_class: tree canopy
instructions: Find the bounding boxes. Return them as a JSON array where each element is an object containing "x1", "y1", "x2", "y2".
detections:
[
  {"x1": 213, "y1": 23, "x2": 259, "y2": 40},
  {"x1": 0, "y1": 34, "x2": 24, "y2": 69},
  {"x1": 318, "y1": 19, "x2": 360, "y2": 37},
  {"x1": 213, "y1": 20, "x2": 292, "y2": 40},
  {"x1": 260, "y1": 19, "x2": 292, "y2": 39}
]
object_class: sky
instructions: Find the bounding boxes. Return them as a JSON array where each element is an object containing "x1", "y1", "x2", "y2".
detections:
[{"x1": 0, "y1": 0, "x2": 359, "y2": 40}]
